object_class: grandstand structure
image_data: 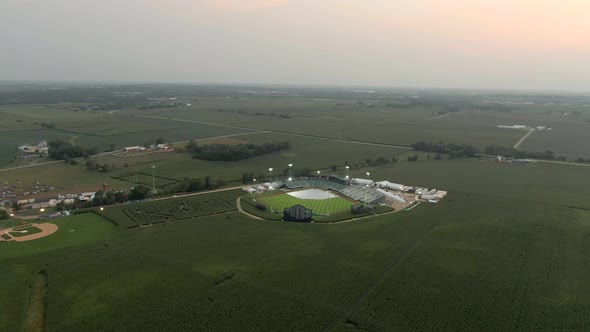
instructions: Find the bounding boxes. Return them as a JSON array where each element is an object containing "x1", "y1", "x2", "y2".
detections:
[{"x1": 273, "y1": 176, "x2": 386, "y2": 205}]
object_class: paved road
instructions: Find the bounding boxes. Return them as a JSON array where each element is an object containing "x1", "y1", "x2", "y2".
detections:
[
  {"x1": 537, "y1": 159, "x2": 590, "y2": 167},
  {"x1": 513, "y1": 128, "x2": 535, "y2": 149},
  {"x1": 235, "y1": 197, "x2": 265, "y2": 220}
]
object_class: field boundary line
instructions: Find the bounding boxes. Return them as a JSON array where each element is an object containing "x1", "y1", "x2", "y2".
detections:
[
  {"x1": 324, "y1": 237, "x2": 427, "y2": 331},
  {"x1": 135, "y1": 115, "x2": 413, "y2": 150},
  {"x1": 427, "y1": 112, "x2": 451, "y2": 120}
]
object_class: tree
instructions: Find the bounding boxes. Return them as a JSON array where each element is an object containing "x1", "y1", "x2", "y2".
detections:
[
  {"x1": 0, "y1": 209, "x2": 9, "y2": 220},
  {"x1": 155, "y1": 137, "x2": 166, "y2": 145},
  {"x1": 331, "y1": 165, "x2": 338, "y2": 172},
  {"x1": 434, "y1": 154, "x2": 442, "y2": 160},
  {"x1": 92, "y1": 191, "x2": 106, "y2": 206},
  {"x1": 109, "y1": 143, "x2": 116, "y2": 152},
  {"x1": 177, "y1": 180, "x2": 190, "y2": 192},
  {"x1": 85, "y1": 159, "x2": 97, "y2": 170},
  {"x1": 188, "y1": 178, "x2": 204, "y2": 192},
  {"x1": 114, "y1": 191, "x2": 127, "y2": 203},
  {"x1": 104, "y1": 191, "x2": 116, "y2": 205},
  {"x1": 242, "y1": 172, "x2": 254, "y2": 184},
  {"x1": 129, "y1": 185, "x2": 150, "y2": 200},
  {"x1": 204, "y1": 176, "x2": 214, "y2": 190}
]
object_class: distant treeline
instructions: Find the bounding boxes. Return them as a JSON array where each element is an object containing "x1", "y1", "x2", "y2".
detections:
[
  {"x1": 48, "y1": 140, "x2": 98, "y2": 160},
  {"x1": 483, "y1": 145, "x2": 563, "y2": 160},
  {"x1": 411, "y1": 141, "x2": 567, "y2": 161},
  {"x1": 215, "y1": 108, "x2": 291, "y2": 119},
  {"x1": 411, "y1": 141, "x2": 479, "y2": 159},
  {"x1": 186, "y1": 140, "x2": 291, "y2": 161}
]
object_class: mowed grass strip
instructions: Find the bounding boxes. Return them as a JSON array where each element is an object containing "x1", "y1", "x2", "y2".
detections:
[{"x1": 257, "y1": 192, "x2": 354, "y2": 215}]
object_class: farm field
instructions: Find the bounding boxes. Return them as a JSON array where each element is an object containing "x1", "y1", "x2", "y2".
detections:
[
  {"x1": 1, "y1": 85, "x2": 590, "y2": 331},
  {"x1": 256, "y1": 191, "x2": 354, "y2": 215},
  {"x1": 0, "y1": 133, "x2": 408, "y2": 200},
  {"x1": 140, "y1": 104, "x2": 525, "y2": 148},
  {"x1": 0, "y1": 104, "x2": 253, "y2": 168},
  {"x1": 0, "y1": 159, "x2": 589, "y2": 331}
]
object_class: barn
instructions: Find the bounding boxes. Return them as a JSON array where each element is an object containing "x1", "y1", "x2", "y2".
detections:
[{"x1": 283, "y1": 205, "x2": 312, "y2": 222}]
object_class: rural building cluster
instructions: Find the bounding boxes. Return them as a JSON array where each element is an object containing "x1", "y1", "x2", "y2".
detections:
[{"x1": 17, "y1": 140, "x2": 49, "y2": 158}]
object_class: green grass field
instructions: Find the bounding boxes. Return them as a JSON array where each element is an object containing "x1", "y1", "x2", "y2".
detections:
[
  {"x1": 256, "y1": 191, "x2": 354, "y2": 215},
  {"x1": 0, "y1": 213, "x2": 117, "y2": 259}
]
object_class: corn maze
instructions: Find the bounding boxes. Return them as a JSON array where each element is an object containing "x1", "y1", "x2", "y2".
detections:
[{"x1": 101, "y1": 190, "x2": 241, "y2": 228}]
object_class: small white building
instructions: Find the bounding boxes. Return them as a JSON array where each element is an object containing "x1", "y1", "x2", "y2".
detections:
[
  {"x1": 376, "y1": 181, "x2": 404, "y2": 191},
  {"x1": 351, "y1": 178, "x2": 374, "y2": 186}
]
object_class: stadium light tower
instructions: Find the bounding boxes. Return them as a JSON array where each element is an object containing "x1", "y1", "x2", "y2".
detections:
[
  {"x1": 288, "y1": 163, "x2": 293, "y2": 181},
  {"x1": 268, "y1": 168, "x2": 273, "y2": 182},
  {"x1": 317, "y1": 170, "x2": 321, "y2": 176},
  {"x1": 345, "y1": 165, "x2": 350, "y2": 179},
  {"x1": 151, "y1": 165, "x2": 157, "y2": 192}
]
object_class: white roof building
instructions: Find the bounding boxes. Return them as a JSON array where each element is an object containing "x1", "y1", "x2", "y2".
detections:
[{"x1": 351, "y1": 178, "x2": 374, "y2": 186}]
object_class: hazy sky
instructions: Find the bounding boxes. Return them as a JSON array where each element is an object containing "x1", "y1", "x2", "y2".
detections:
[{"x1": 2, "y1": 0, "x2": 589, "y2": 91}]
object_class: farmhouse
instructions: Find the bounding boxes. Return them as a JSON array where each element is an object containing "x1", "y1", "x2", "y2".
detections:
[
  {"x1": 283, "y1": 205, "x2": 312, "y2": 222},
  {"x1": 18, "y1": 141, "x2": 49, "y2": 155}
]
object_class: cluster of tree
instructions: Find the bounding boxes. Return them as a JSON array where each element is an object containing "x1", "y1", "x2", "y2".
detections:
[
  {"x1": 48, "y1": 140, "x2": 98, "y2": 160},
  {"x1": 187, "y1": 140, "x2": 291, "y2": 161},
  {"x1": 85, "y1": 159, "x2": 116, "y2": 172},
  {"x1": 176, "y1": 176, "x2": 225, "y2": 192},
  {"x1": 575, "y1": 157, "x2": 590, "y2": 163},
  {"x1": 143, "y1": 137, "x2": 166, "y2": 148},
  {"x1": 61, "y1": 174, "x2": 228, "y2": 211},
  {"x1": 216, "y1": 109, "x2": 291, "y2": 119},
  {"x1": 363, "y1": 157, "x2": 394, "y2": 167},
  {"x1": 411, "y1": 141, "x2": 568, "y2": 161},
  {"x1": 483, "y1": 145, "x2": 566, "y2": 161},
  {"x1": 0, "y1": 209, "x2": 9, "y2": 220},
  {"x1": 138, "y1": 102, "x2": 180, "y2": 110},
  {"x1": 33, "y1": 122, "x2": 56, "y2": 128},
  {"x1": 411, "y1": 141, "x2": 479, "y2": 159}
]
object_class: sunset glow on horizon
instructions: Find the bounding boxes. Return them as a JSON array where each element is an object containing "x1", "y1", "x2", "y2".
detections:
[{"x1": 1, "y1": 0, "x2": 589, "y2": 90}]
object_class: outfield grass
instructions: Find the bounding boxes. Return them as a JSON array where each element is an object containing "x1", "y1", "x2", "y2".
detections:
[
  {"x1": 0, "y1": 213, "x2": 117, "y2": 259},
  {"x1": 256, "y1": 191, "x2": 354, "y2": 215}
]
